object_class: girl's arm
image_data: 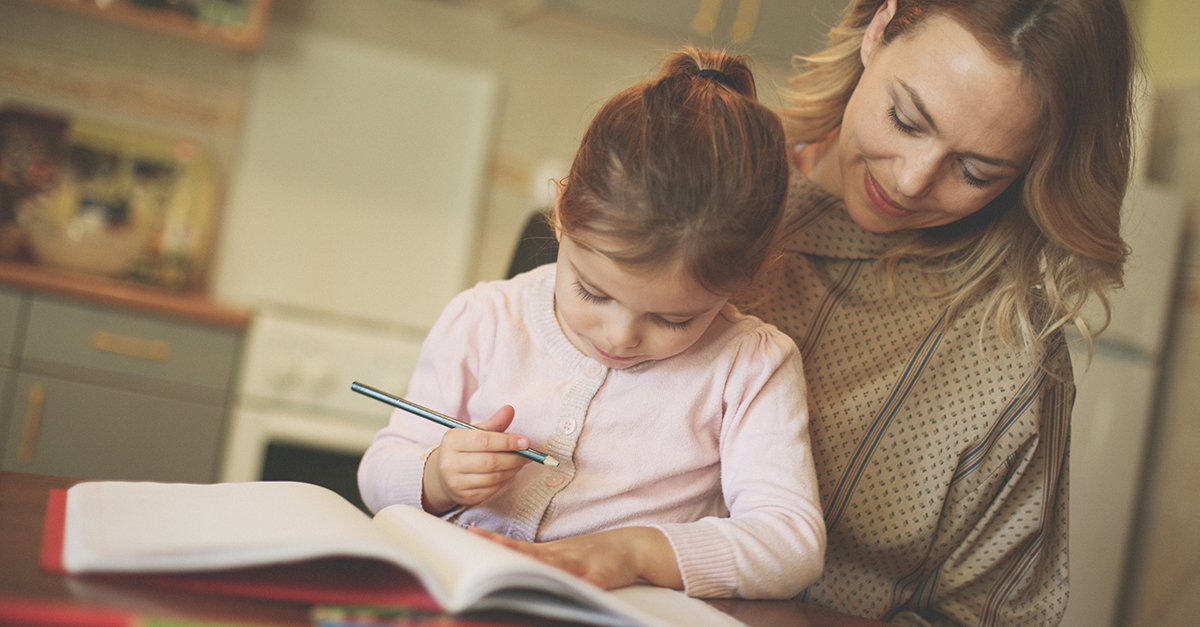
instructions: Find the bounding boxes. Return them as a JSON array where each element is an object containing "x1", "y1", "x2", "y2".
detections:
[
  {"x1": 651, "y1": 327, "x2": 826, "y2": 599},
  {"x1": 358, "y1": 289, "x2": 488, "y2": 514},
  {"x1": 469, "y1": 526, "x2": 684, "y2": 590}
]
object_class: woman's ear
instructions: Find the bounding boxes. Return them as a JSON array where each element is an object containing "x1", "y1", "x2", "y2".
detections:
[{"x1": 861, "y1": 0, "x2": 898, "y2": 67}]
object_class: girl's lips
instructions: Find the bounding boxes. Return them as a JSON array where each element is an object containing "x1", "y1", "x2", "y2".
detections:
[
  {"x1": 594, "y1": 345, "x2": 636, "y2": 363},
  {"x1": 864, "y1": 169, "x2": 914, "y2": 218}
]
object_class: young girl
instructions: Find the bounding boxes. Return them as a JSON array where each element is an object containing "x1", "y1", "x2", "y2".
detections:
[{"x1": 357, "y1": 48, "x2": 824, "y2": 600}]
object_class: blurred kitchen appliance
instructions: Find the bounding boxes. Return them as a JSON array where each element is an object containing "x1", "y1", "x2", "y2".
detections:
[
  {"x1": 1062, "y1": 181, "x2": 1186, "y2": 627},
  {"x1": 219, "y1": 306, "x2": 422, "y2": 511},
  {"x1": 215, "y1": 24, "x2": 498, "y2": 504}
]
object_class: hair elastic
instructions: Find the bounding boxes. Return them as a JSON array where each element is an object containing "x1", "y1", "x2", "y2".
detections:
[{"x1": 695, "y1": 68, "x2": 735, "y2": 88}]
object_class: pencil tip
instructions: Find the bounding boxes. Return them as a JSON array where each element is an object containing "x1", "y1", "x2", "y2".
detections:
[{"x1": 543, "y1": 456, "x2": 561, "y2": 467}]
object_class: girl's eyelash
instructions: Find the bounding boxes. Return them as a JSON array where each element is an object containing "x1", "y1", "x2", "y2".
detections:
[
  {"x1": 573, "y1": 281, "x2": 608, "y2": 304},
  {"x1": 657, "y1": 317, "x2": 693, "y2": 331},
  {"x1": 574, "y1": 280, "x2": 692, "y2": 330},
  {"x1": 887, "y1": 107, "x2": 919, "y2": 135}
]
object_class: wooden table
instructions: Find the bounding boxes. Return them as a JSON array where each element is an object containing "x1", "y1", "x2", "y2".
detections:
[{"x1": 0, "y1": 471, "x2": 891, "y2": 627}]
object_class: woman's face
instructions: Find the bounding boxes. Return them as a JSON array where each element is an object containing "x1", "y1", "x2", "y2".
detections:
[{"x1": 816, "y1": 6, "x2": 1042, "y2": 233}]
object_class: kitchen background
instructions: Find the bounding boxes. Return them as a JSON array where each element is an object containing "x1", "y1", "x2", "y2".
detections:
[{"x1": 0, "y1": 1, "x2": 1197, "y2": 627}]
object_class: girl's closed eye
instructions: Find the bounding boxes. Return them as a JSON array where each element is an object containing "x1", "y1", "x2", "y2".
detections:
[
  {"x1": 574, "y1": 277, "x2": 693, "y2": 330},
  {"x1": 573, "y1": 280, "x2": 609, "y2": 304},
  {"x1": 656, "y1": 316, "x2": 693, "y2": 331}
]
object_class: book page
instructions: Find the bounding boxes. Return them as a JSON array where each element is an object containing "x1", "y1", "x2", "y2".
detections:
[
  {"x1": 371, "y1": 506, "x2": 736, "y2": 627},
  {"x1": 371, "y1": 504, "x2": 594, "y2": 610},
  {"x1": 61, "y1": 481, "x2": 422, "y2": 575}
]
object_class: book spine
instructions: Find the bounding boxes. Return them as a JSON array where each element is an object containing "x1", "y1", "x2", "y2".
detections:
[{"x1": 40, "y1": 488, "x2": 69, "y2": 574}]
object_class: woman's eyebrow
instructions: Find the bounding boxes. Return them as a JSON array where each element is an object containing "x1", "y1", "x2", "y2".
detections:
[
  {"x1": 899, "y1": 79, "x2": 1023, "y2": 170},
  {"x1": 898, "y1": 79, "x2": 939, "y2": 134}
]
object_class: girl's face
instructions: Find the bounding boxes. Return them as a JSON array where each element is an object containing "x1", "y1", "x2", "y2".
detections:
[
  {"x1": 553, "y1": 234, "x2": 728, "y2": 370},
  {"x1": 811, "y1": 3, "x2": 1041, "y2": 233}
]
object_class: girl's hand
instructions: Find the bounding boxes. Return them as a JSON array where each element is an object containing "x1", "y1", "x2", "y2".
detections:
[
  {"x1": 469, "y1": 526, "x2": 684, "y2": 591},
  {"x1": 421, "y1": 405, "x2": 531, "y2": 513}
]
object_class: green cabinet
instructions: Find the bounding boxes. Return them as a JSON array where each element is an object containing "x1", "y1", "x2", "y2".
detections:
[{"x1": 0, "y1": 290, "x2": 242, "y2": 483}]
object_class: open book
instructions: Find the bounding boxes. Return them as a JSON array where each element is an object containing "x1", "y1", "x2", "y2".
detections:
[{"x1": 41, "y1": 481, "x2": 742, "y2": 627}]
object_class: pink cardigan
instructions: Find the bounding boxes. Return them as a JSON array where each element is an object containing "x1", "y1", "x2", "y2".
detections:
[{"x1": 358, "y1": 264, "x2": 824, "y2": 599}]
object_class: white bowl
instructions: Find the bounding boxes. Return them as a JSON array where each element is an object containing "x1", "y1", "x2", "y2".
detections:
[{"x1": 19, "y1": 189, "x2": 149, "y2": 277}]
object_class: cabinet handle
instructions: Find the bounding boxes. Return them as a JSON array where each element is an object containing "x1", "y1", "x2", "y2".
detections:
[
  {"x1": 17, "y1": 383, "x2": 45, "y2": 464},
  {"x1": 91, "y1": 330, "x2": 171, "y2": 361}
]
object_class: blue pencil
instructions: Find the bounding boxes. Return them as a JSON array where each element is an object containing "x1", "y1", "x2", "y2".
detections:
[{"x1": 351, "y1": 381, "x2": 560, "y2": 467}]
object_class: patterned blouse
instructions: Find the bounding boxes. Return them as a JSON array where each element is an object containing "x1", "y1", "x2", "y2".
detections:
[{"x1": 738, "y1": 171, "x2": 1072, "y2": 627}]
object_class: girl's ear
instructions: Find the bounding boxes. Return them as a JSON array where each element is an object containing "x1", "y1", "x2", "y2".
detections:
[
  {"x1": 551, "y1": 178, "x2": 566, "y2": 243},
  {"x1": 861, "y1": 0, "x2": 898, "y2": 67}
]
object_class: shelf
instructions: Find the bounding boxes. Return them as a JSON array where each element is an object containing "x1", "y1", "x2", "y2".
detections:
[
  {"x1": 18, "y1": 0, "x2": 272, "y2": 52},
  {"x1": 0, "y1": 260, "x2": 250, "y2": 330}
]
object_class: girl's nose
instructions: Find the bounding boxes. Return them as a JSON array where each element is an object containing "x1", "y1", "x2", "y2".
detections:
[{"x1": 605, "y1": 315, "x2": 640, "y2": 349}]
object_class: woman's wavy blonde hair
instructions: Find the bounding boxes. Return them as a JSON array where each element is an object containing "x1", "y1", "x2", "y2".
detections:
[{"x1": 782, "y1": 0, "x2": 1136, "y2": 351}]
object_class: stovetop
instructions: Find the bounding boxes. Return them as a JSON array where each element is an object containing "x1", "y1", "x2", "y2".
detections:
[{"x1": 236, "y1": 305, "x2": 426, "y2": 420}]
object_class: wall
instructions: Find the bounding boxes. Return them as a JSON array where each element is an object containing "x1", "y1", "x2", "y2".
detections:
[
  {"x1": 1121, "y1": 0, "x2": 1200, "y2": 625},
  {"x1": 261, "y1": 0, "x2": 796, "y2": 286}
]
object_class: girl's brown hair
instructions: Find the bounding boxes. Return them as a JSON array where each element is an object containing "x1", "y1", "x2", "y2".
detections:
[
  {"x1": 553, "y1": 47, "x2": 789, "y2": 296},
  {"x1": 783, "y1": 0, "x2": 1135, "y2": 350}
]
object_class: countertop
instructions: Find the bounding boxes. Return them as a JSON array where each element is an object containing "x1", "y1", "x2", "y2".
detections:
[{"x1": 0, "y1": 260, "x2": 250, "y2": 330}]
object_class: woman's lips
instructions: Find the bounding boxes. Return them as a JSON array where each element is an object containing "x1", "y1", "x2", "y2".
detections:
[{"x1": 864, "y1": 169, "x2": 914, "y2": 218}]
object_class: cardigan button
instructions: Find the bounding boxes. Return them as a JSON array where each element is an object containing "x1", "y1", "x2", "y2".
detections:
[
  {"x1": 545, "y1": 474, "x2": 565, "y2": 487},
  {"x1": 584, "y1": 363, "x2": 603, "y2": 378},
  {"x1": 561, "y1": 419, "x2": 577, "y2": 434}
]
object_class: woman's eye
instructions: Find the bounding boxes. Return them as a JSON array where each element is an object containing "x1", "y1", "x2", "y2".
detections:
[
  {"x1": 887, "y1": 107, "x2": 919, "y2": 136},
  {"x1": 960, "y1": 163, "x2": 990, "y2": 188},
  {"x1": 573, "y1": 281, "x2": 608, "y2": 304}
]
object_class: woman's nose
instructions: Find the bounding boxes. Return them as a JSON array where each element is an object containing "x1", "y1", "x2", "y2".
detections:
[{"x1": 893, "y1": 150, "x2": 939, "y2": 198}]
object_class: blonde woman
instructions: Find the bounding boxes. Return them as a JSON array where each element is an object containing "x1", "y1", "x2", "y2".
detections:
[{"x1": 736, "y1": 0, "x2": 1134, "y2": 625}]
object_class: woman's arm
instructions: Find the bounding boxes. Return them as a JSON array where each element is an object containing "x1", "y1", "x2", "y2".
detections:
[{"x1": 891, "y1": 364, "x2": 1073, "y2": 627}]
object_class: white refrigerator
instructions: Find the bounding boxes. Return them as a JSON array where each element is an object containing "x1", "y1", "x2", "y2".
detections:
[{"x1": 1062, "y1": 181, "x2": 1186, "y2": 627}]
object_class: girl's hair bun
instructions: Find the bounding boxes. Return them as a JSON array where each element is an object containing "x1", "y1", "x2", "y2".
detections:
[{"x1": 662, "y1": 47, "x2": 757, "y2": 99}]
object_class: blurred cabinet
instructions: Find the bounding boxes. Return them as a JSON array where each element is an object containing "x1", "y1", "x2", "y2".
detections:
[
  {"x1": 557, "y1": 0, "x2": 846, "y2": 61},
  {"x1": 0, "y1": 288, "x2": 242, "y2": 482},
  {"x1": 0, "y1": 290, "x2": 21, "y2": 465},
  {"x1": 15, "y1": 0, "x2": 272, "y2": 51}
]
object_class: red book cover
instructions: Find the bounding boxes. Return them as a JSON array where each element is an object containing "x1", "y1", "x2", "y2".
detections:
[
  {"x1": 39, "y1": 488, "x2": 68, "y2": 575},
  {"x1": 40, "y1": 487, "x2": 439, "y2": 608}
]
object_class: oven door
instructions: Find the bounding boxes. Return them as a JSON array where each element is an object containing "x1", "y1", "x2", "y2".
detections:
[{"x1": 220, "y1": 407, "x2": 382, "y2": 512}]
